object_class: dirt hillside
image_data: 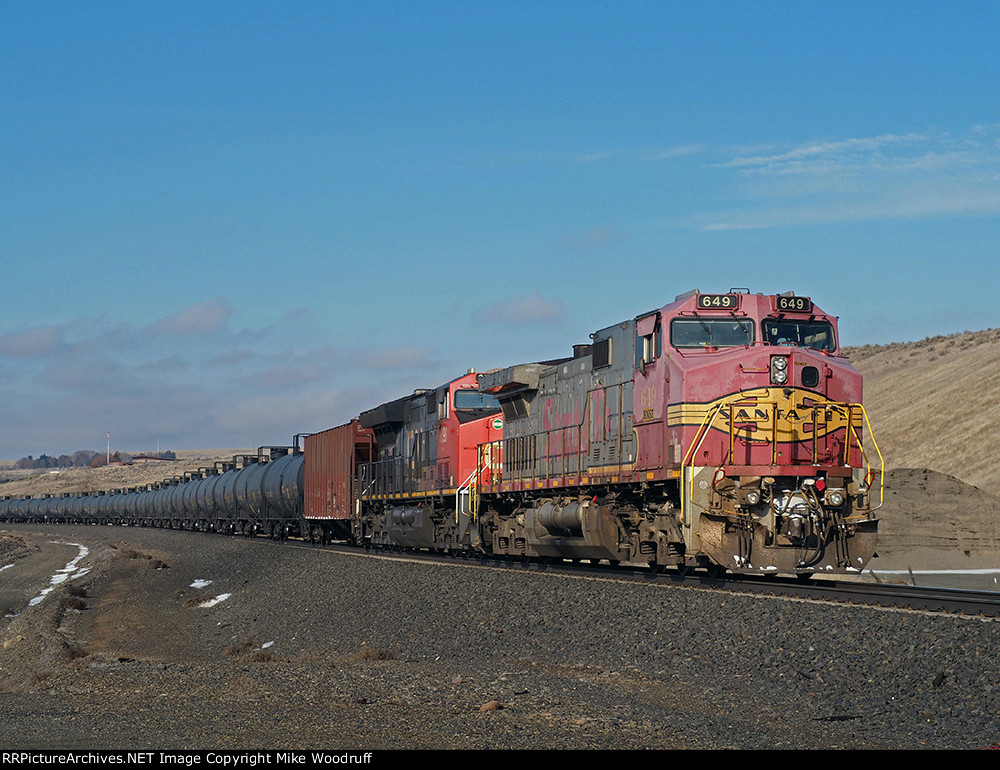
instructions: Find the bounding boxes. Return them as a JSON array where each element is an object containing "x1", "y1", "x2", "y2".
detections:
[{"x1": 845, "y1": 328, "x2": 1000, "y2": 493}]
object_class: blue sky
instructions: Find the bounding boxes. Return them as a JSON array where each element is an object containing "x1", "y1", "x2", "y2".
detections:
[{"x1": 2, "y1": 1, "x2": 998, "y2": 458}]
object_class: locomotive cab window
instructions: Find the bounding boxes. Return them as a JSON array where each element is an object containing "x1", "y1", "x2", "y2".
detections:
[
  {"x1": 762, "y1": 319, "x2": 835, "y2": 351},
  {"x1": 453, "y1": 390, "x2": 501, "y2": 424},
  {"x1": 670, "y1": 318, "x2": 754, "y2": 349},
  {"x1": 635, "y1": 324, "x2": 661, "y2": 366},
  {"x1": 454, "y1": 390, "x2": 500, "y2": 411}
]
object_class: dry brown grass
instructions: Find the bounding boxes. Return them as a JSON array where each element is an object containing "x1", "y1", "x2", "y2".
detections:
[
  {"x1": 59, "y1": 594, "x2": 86, "y2": 611},
  {"x1": 223, "y1": 639, "x2": 275, "y2": 663},
  {"x1": 355, "y1": 644, "x2": 396, "y2": 662},
  {"x1": 845, "y1": 327, "x2": 1000, "y2": 491},
  {"x1": 224, "y1": 639, "x2": 257, "y2": 657}
]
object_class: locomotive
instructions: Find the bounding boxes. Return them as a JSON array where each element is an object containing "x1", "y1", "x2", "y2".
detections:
[{"x1": 0, "y1": 289, "x2": 883, "y2": 578}]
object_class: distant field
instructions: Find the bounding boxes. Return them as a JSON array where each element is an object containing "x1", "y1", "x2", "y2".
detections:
[{"x1": 0, "y1": 450, "x2": 252, "y2": 499}]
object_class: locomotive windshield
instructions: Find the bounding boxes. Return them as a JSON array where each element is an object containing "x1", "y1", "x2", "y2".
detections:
[
  {"x1": 670, "y1": 318, "x2": 755, "y2": 348},
  {"x1": 454, "y1": 390, "x2": 501, "y2": 411},
  {"x1": 762, "y1": 318, "x2": 836, "y2": 351}
]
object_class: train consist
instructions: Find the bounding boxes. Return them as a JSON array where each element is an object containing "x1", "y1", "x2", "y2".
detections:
[{"x1": 0, "y1": 290, "x2": 883, "y2": 577}]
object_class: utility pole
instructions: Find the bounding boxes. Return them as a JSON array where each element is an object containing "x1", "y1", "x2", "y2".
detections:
[{"x1": 107, "y1": 431, "x2": 110, "y2": 464}]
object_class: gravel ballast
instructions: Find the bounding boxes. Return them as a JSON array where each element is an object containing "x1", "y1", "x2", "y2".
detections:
[{"x1": 1, "y1": 524, "x2": 998, "y2": 750}]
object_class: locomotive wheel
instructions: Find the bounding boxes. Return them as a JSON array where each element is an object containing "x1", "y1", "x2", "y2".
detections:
[
  {"x1": 675, "y1": 563, "x2": 691, "y2": 577},
  {"x1": 706, "y1": 563, "x2": 726, "y2": 580}
]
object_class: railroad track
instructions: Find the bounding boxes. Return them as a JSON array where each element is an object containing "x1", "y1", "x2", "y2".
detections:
[
  {"x1": 702, "y1": 573, "x2": 1000, "y2": 617},
  {"x1": 306, "y1": 539, "x2": 1000, "y2": 618},
  {"x1": 7, "y1": 520, "x2": 999, "y2": 618}
]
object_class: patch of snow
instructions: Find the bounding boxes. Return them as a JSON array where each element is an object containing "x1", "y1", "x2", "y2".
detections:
[
  {"x1": 28, "y1": 588, "x2": 53, "y2": 607},
  {"x1": 198, "y1": 593, "x2": 232, "y2": 608},
  {"x1": 27, "y1": 543, "x2": 88, "y2": 608},
  {"x1": 190, "y1": 579, "x2": 213, "y2": 589}
]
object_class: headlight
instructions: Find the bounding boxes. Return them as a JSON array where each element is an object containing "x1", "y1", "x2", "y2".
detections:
[
  {"x1": 770, "y1": 356, "x2": 789, "y2": 385},
  {"x1": 744, "y1": 490, "x2": 761, "y2": 506},
  {"x1": 825, "y1": 489, "x2": 845, "y2": 507}
]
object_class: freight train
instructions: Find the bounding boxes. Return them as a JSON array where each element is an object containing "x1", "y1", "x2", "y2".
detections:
[{"x1": 0, "y1": 289, "x2": 883, "y2": 577}]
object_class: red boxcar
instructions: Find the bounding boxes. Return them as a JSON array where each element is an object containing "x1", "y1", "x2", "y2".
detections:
[{"x1": 303, "y1": 420, "x2": 375, "y2": 542}]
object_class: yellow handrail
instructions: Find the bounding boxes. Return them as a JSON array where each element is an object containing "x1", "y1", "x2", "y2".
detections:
[
  {"x1": 848, "y1": 404, "x2": 885, "y2": 510},
  {"x1": 680, "y1": 403, "x2": 727, "y2": 525}
]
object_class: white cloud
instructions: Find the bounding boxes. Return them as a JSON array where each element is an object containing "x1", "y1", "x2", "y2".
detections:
[
  {"x1": 699, "y1": 125, "x2": 1000, "y2": 230},
  {"x1": 716, "y1": 133, "x2": 929, "y2": 171},
  {"x1": 253, "y1": 362, "x2": 325, "y2": 389},
  {"x1": 149, "y1": 298, "x2": 232, "y2": 335},
  {"x1": 213, "y1": 389, "x2": 351, "y2": 440},
  {"x1": 575, "y1": 144, "x2": 707, "y2": 163},
  {"x1": 0, "y1": 290, "x2": 471, "y2": 456},
  {"x1": 0, "y1": 326, "x2": 64, "y2": 358}
]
